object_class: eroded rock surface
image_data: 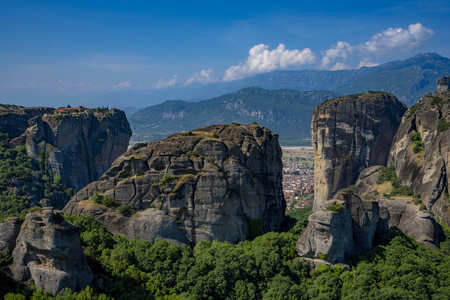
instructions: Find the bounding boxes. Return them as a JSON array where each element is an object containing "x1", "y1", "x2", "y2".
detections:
[
  {"x1": 312, "y1": 92, "x2": 406, "y2": 211},
  {"x1": 298, "y1": 166, "x2": 444, "y2": 263},
  {"x1": 388, "y1": 77, "x2": 450, "y2": 225},
  {"x1": 0, "y1": 217, "x2": 23, "y2": 253},
  {"x1": 64, "y1": 124, "x2": 285, "y2": 244},
  {"x1": 297, "y1": 190, "x2": 380, "y2": 263},
  {"x1": 8, "y1": 209, "x2": 93, "y2": 295},
  {"x1": 23, "y1": 109, "x2": 132, "y2": 190}
]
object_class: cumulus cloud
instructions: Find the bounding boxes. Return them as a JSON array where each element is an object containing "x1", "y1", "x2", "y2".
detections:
[
  {"x1": 320, "y1": 41, "x2": 354, "y2": 68},
  {"x1": 186, "y1": 68, "x2": 217, "y2": 85},
  {"x1": 361, "y1": 23, "x2": 434, "y2": 54},
  {"x1": 155, "y1": 75, "x2": 178, "y2": 89},
  {"x1": 357, "y1": 59, "x2": 380, "y2": 69},
  {"x1": 223, "y1": 43, "x2": 316, "y2": 81},
  {"x1": 331, "y1": 62, "x2": 351, "y2": 71},
  {"x1": 113, "y1": 81, "x2": 132, "y2": 89}
]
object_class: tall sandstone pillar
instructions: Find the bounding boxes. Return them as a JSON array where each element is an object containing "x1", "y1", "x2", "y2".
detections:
[{"x1": 312, "y1": 92, "x2": 406, "y2": 211}]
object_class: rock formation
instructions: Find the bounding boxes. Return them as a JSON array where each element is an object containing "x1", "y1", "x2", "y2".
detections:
[
  {"x1": 297, "y1": 189, "x2": 381, "y2": 263},
  {"x1": 388, "y1": 76, "x2": 450, "y2": 225},
  {"x1": 354, "y1": 166, "x2": 443, "y2": 248},
  {"x1": 312, "y1": 92, "x2": 406, "y2": 211},
  {"x1": 8, "y1": 209, "x2": 93, "y2": 295},
  {"x1": 63, "y1": 124, "x2": 285, "y2": 244},
  {"x1": 0, "y1": 217, "x2": 23, "y2": 253},
  {"x1": 297, "y1": 169, "x2": 443, "y2": 263},
  {"x1": 437, "y1": 76, "x2": 450, "y2": 93},
  {"x1": 23, "y1": 108, "x2": 132, "y2": 190},
  {"x1": 0, "y1": 106, "x2": 54, "y2": 141}
]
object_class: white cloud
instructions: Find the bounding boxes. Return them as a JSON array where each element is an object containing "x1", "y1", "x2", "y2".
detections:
[
  {"x1": 186, "y1": 68, "x2": 217, "y2": 85},
  {"x1": 357, "y1": 59, "x2": 380, "y2": 68},
  {"x1": 223, "y1": 43, "x2": 316, "y2": 81},
  {"x1": 320, "y1": 41, "x2": 354, "y2": 68},
  {"x1": 77, "y1": 82, "x2": 105, "y2": 90},
  {"x1": 155, "y1": 75, "x2": 178, "y2": 89},
  {"x1": 331, "y1": 62, "x2": 351, "y2": 71},
  {"x1": 113, "y1": 81, "x2": 132, "y2": 89},
  {"x1": 361, "y1": 23, "x2": 434, "y2": 54}
]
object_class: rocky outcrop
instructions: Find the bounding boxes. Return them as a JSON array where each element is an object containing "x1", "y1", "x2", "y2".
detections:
[
  {"x1": 354, "y1": 165, "x2": 444, "y2": 248},
  {"x1": 0, "y1": 106, "x2": 54, "y2": 140},
  {"x1": 312, "y1": 92, "x2": 406, "y2": 211},
  {"x1": 8, "y1": 209, "x2": 93, "y2": 295},
  {"x1": 23, "y1": 109, "x2": 132, "y2": 190},
  {"x1": 297, "y1": 185, "x2": 443, "y2": 263},
  {"x1": 388, "y1": 77, "x2": 450, "y2": 225},
  {"x1": 297, "y1": 190, "x2": 381, "y2": 263},
  {"x1": 63, "y1": 124, "x2": 285, "y2": 244},
  {"x1": 0, "y1": 217, "x2": 23, "y2": 253},
  {"x1": 437, "y1": 76, "x2": 450, "y2": 93}
]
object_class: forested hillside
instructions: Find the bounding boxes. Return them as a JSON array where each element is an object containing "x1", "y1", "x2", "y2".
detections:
[{"x1": 1, "y1": 210, "x2": 449, "y2": 299}]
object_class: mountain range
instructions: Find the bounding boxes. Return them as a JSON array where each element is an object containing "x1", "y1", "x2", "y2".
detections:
[
  {"x1": 92, "y1": 52, "x2": 450, "y2": 110},
  {"x1": 128, "y1": 53, "x2": 450, "y2": 145},
  {"x1": 129, "y1": 88, "x2": 339, "y2": 145}
]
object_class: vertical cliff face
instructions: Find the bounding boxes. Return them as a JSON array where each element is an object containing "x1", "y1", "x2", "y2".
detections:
[
  {"x1": 388, "y1": 77, "x2": 450, "y2": 225},
  {"x1": 312, "y1": 92, "x2": 406, "y2": 211},
  {"x1": 24, "y1": 109, "x2": 132, "y2": 190},
  {"x1": 63, "y1": 124, "x2": 285, "y2": 245}
]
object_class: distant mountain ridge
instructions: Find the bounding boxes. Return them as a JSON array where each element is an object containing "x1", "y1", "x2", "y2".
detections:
[
  {"x1": 94, "y1": 53, "x2": 450, "y2": 109},
  {"x1": 129, "y1": 88, "x2": 339, "y2": 145}
]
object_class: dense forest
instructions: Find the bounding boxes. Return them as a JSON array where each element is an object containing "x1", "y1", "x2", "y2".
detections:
[{"x1": 1, "y1": 208, "x2": 449, "y2": 300}]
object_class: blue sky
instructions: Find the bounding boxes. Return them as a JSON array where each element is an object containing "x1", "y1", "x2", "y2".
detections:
[{"x1": 1, "y1": 0, "x2": 450, "y2": 105}]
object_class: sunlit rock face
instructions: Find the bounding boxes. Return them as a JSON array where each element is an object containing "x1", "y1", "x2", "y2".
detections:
[
  {"x1": 388, "y1": 77, "x2": 450, "y2": 225},
  {"x1": 312, "y1": 92, "x2": 406, "y2": 211}
]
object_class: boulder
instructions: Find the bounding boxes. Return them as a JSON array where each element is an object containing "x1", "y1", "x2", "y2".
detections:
[{"x1": 8, "y1": 209, "x2": 93, "y2": 295}]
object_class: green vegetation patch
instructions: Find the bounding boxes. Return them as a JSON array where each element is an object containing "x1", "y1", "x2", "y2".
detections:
[
  {"x1": 377, "y1": 166, "x2": 397, "y2": 186},
  {"x1": 377, "y1": 166, "x2": 416, "y2": 198},
  {"x1": 410, "y1": 132, "x2": 424, "y2": 154},
  {"x1": 0, "y1": 103, "x2": 24, "y2": 110},
  {"x1": 91, "y1": 106, "x2": 110, "y2": 113},
  {"x1": 91, "y1": 191, "x2": 118, "y2": 207},
  {"x1": 0, "y1": 133, "x2": 76, "y2": 220},
  {"x1": 406, "y1": 103, "x2": 419, "y2": 119},
  {"x1": 117, "y1": 204, "x2": 135, "y2": 217},
  {"x1": 182, "y1": 131, "x2": 196, "y2": 136},
  {"x1": 159, "y1": 174, "x2": 177, "y2": 187},
  {"x1": 326, "y1": 204, "x2": 343, "y2": 213},
  {"x1": 437, "y1": 118, "x2": 450, "y2": 132}
]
